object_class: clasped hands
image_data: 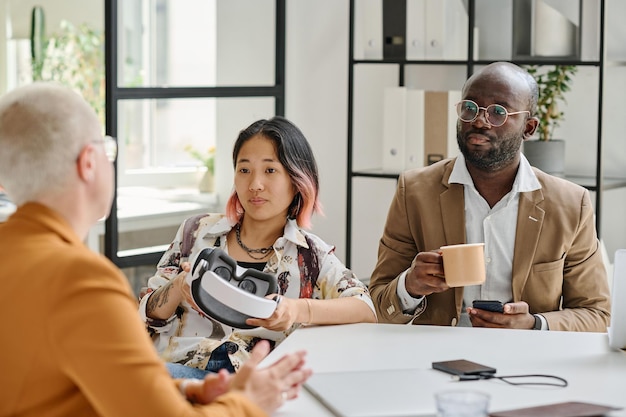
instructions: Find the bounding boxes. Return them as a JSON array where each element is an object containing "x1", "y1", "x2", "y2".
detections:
[{"x1": 405, "y1": 250, "x2": 536, "y2": 330}]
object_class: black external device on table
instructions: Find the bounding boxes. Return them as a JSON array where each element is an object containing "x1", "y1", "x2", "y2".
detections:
[
  {"x1": 432, "y1": 359, "x2": 497, "y2": 376},
  {"x1": 472, "y1": 299, "x2": 504, "y2": 313}
]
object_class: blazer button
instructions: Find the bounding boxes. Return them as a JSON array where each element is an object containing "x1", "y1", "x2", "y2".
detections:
[{"x1": 451, "y1": 318, "x2": 458, "y2": 326}]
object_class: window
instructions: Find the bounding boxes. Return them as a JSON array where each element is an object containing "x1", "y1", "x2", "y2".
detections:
[{"x1": 103, "y1": 0, "x2": 285, "y2": 268}]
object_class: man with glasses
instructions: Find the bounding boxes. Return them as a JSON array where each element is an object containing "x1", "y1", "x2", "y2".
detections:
[
  {"x1": 0, "y1": 82, "x2": 311, "y2": 416},
  {"x1": 369, "y1": 61, "x2": 610, "y2": 332}
]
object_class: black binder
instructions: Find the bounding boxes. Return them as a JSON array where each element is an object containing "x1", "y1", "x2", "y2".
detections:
[{"x1": 382, "y1": 0, "x2": 406, "y2": 59}]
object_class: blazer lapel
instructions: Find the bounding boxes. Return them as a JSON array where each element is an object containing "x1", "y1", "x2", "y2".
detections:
[
  {"x1": 439, "y1": 160, "x2": 467, "y2": 312},
  {"x1": 511, "y1": 188, "x2": 545, "y2": 300},
  {"x1": 440, "y1": 160, "x2": 466, "y2": 246}
]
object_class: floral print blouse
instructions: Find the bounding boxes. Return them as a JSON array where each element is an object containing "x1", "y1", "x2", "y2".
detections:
[{"x1": 138, "y1": 213, "x2": 375, "y2": 371}]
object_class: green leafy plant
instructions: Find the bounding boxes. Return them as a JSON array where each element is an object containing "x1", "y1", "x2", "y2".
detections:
[
  {"x1": 526, "y1": 65, "x2": 578, "y2": 142},
  {"x1": 31, "y1": 15, "x2": 105, "y2": 127},
  {"x1": 185, "y1": 145, "x2": 215, "y2": 174}
]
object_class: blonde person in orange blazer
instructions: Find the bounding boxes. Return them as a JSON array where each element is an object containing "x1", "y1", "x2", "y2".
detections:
[
  {"x1": 369, "y1": 62, "x2": 610, "y2": 332},
  {"x1": 0, "y1": 83, "x2": 311, "y2": 417}
]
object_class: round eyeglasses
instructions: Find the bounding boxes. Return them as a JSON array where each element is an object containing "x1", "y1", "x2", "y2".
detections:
[
  {"x1": 456, "y1": 100, "x2": 530, "y2": 127},
  {"x1": 92, "y1": 135, "x2": 118, "y2": 162}
]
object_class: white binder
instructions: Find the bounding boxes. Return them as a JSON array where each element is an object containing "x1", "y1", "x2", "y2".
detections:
[
  {"x1": 405, "y1": 88, "x2": 425, "y2": 170},
  {"x1": 609, "y1": 249, "x2": 626, "y2": 350},
  {"x1": 382, "y1": 87, "x2": 407, "y2": 172},
  {"x1": 355, "y1": 0, "x2": 383, "y2": 60},
  {"x1": 406, "y1": 0, "x2": 427, "y2": 60}
]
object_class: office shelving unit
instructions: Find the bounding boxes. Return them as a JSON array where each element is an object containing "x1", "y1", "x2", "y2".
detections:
[{"x1": 345, "y1": 0, "x2": 624, "y2": 267}]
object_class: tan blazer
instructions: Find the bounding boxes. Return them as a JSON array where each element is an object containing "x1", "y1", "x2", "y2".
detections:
[{"x1": 369, "y1": 158, "x2": 611, "y2": 332}]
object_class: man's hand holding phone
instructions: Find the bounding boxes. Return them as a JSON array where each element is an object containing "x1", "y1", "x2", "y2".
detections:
[
  {"x1": 472, "y1": 300, "x2": 504, "y2": 313},
  {"x1": 468, "y1": 300, "x2": 537, "y2": 329}
]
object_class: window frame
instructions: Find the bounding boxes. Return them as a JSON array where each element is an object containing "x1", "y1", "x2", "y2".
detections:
[{"x1": 104, "y1": 0, "x2": 286, "y2": 268}]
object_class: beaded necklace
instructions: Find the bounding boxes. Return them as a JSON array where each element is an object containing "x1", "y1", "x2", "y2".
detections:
[{"x1": 234, "y1": 223, "x2": 274, "y2": 260}]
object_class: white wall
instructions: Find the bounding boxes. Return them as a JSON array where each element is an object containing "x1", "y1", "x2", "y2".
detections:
[
  {"x1": 4, "y1": 0, "x2": 102, "y2": 38},
  {"x1": 285, "y1": 0, "x2": 351, "y2": 263}
]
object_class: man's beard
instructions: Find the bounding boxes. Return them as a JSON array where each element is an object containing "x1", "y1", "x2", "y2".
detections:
[{"x1": 456, "y1": 129, "x2": 523, "y2": 172}]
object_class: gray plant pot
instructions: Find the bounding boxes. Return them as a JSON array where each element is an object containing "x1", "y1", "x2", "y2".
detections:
[{"x1": 522, "y1": 139, "x2": 565, "y2": 176}]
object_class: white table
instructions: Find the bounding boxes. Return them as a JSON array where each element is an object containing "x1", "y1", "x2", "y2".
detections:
[{"x1": 265, "y1": 323, "x2": 626, "y2": 417}]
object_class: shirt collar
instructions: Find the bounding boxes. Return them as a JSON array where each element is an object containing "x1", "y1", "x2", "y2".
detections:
[
  {"x1": 282, "y1": 218, "x2": 310, "y2": 248},
  {"x1": 206, "y1": 216, "x2": 236, "y2": 236},
  {"x1": 449, "y1": 153, "x2": 541, "y2": 193}
]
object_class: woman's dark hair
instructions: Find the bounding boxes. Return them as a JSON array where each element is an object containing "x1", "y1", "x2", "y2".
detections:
[{"x1": 225, "y1": 116, "x2": 322, "y2": 228}]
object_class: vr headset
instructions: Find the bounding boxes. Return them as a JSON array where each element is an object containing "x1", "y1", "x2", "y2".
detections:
[{"x1": 189, "y1": 247, "x2": 279, "y2": 329}]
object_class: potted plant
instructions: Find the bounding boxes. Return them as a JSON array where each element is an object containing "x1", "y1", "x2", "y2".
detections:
[
  {"x1": 185, "y1": 145, "x2": 216, "y2": 193},
  {"x1": 523, "y1": 64, "x2": 578, "y2": 175}
]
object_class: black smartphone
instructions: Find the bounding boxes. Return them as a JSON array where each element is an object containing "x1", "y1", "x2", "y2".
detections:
[
  {"x1": 432, "y1": 359, "x2": 497, "y2": 376},
  {"x1": 472, "y1": 299, "x2": 504, "y2": 313}
]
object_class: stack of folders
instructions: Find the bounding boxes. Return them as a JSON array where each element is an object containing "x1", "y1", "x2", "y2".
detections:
[{"x1": 382, "y1": 88, "x2": 461, "y2": 173}]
